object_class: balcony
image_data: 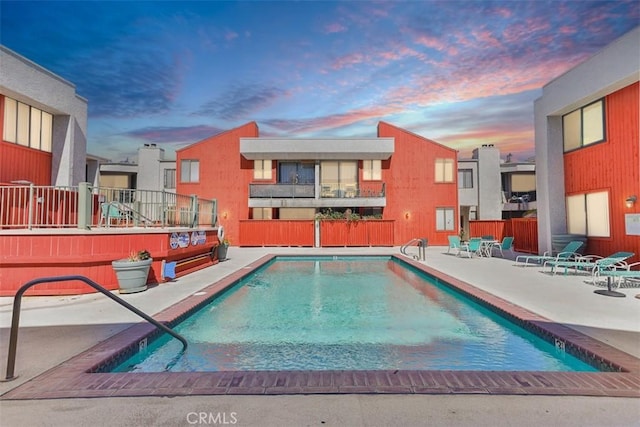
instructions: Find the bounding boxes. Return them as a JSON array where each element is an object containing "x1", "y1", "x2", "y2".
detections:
[{"x1": 248, "y1": 182, "x2": 386, "y2": 208}]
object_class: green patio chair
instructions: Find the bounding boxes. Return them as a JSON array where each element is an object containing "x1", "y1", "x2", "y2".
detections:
[
  {"x1": 514, "y1": 240, "x2": 584, "y2": 267},
  {"x1": 459, "y1": 237, "x2": 482, "y2": 258},
  {"x1": 490, "y1": 236, "x2": 514, "y2": 258},
  {"x1": 447, "y1": 235, "x2": 461, "y2": 255}
]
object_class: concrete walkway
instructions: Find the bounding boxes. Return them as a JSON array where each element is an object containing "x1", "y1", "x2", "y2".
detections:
[{"x1": 1, "y1": 246, "x2": 639, "y2": 426}]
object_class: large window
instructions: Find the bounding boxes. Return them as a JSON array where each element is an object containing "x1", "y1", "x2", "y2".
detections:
[
  {"x1": 436, "y1": 207, "x2": 455, "y2": 231},
  {"x1": 435, "y1": 158, "x2": 454, "y2": 183},
  {"x1": 180, "y1": 160, "x2": 199, "y2": 183},
  {"x1": 252, "y1": 208, "x2": 272, "y2": 219},
  {"x1": 563, "y1": 99, "x2": 605, "y2": 152},
  {"x1": 278, "y1": 162, "x2": 314, "y2": 184},
  {"x1": 320, "y1": 161, "x2": 357, "y2": 196},
  {"x1": 363, "y1": 160, "x2": 381, "y2": 180},
  {"x1": 164, "y1": 169, "x2": 176, "y2": 189},
  {"x1": 3, "y1": 96, "x2": 53, "y2": 152},
  {"x1": 254, "y1": 160, "x2": 272, "y2": 180},
  {"x1": 566, "y1": 191, "x2": 610, "y2": 237},
  {"x1": 458, "y1": 169, "x2": 473, "y2": 188}
]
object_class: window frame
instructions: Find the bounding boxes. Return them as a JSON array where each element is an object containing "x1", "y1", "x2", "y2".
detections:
[
  {"x1": 435, "y1": 158, "x2": 454, "y2": 183},
  {"x1": 2, "y1": 96, "x2": 53, "y2": 152},
  {"x1": 362, "y1": 159, "x2": 382, "y2": 181},
  {"x1": 180, "y1": 160, "x2": 200, "y2": 183},
  {"x1": 253, "y1": 159, "x2": 272, "y2": 180},
  {"x1": 562, "y1": 98, "x2": 606, "y2": 153},
  {"x1": 458, "y1": 169, "x2": 473, "y2": 189},
  {"x1": 435, "y1": 207, "x2": 455, "y2": 231},
  {"x1": 566, "y1": 190, "x2": 610, "y2": 238}
]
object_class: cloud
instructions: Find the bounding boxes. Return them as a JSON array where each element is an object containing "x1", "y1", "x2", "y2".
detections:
[
  {"x1": 324, "y1": 22, "x2": 347, "y2": 34},
  {"x1": 124, "y1": 125, "x2": 225, "y2": 144},
  {"x1": 262, "y1": 104, "x2": 403, "y2": 135},
  {"x1": 193, "y1": 84, "x2": 290, "y2": 120}
]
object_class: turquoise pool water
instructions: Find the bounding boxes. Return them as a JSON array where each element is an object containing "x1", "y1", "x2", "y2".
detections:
[{"x1": 113, "y1": 257, "x2": 598, "y2": 372}]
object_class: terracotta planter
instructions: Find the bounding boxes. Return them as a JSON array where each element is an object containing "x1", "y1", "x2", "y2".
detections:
[{"x1": 111, "y1": 258, "x2": 152, "y2": 294}]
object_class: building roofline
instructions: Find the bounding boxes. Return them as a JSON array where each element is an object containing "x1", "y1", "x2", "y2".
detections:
[
  {"x1": 378, "y1": 121, "x2": 458, "y2": 154},
  {"x1": 0, "y1": 45, "x2": 87, "y2": 103}
]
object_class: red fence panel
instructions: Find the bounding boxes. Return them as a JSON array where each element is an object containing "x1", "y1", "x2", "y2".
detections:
[
  {"x1": 468, "y1": 219, "x2": 538, "y2": 254},
  {"x1": 320, "y1": 220, "x2": 394, "y2": 247},
  {"x1": 239, "y1": 220, "x2": 314, "y2": 247},
  {"x1": 510, "y1": 218, "x2": 538, "y2": 254},
  {"x1": 468, "y1": 220, "x2": 506, "y2": 240}
]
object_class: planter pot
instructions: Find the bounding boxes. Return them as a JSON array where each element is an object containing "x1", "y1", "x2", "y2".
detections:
[
  {"x1": 111, "y1": 258, "x2": 152, "y2": 294},
  {"x1": 217, "y1": 244, "x2": 228, "y2": 261}
]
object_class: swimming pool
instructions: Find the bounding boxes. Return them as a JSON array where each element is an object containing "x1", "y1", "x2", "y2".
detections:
[{"x1": 113, "y1": 256, "x2": 597, "y2": 373}]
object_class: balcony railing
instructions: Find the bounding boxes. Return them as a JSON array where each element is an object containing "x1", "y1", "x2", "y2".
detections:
[
  {"x1": 248, "y1": 182, "x2": 386, "y2": 199},
  {"x1": 249, "y1": 184, "x2": 315, "y2": 198},
  {"x1": 0, "y1": 183, "x2": 217, "y2": 230}
]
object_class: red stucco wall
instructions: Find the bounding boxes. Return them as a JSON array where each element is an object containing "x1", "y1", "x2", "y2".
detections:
[
  {"x1": 563, "y1": 82, "x2": 639, "y2": 262},
  {"x1": 378, "y1": 122, "x2": 458, "y2": 245}
]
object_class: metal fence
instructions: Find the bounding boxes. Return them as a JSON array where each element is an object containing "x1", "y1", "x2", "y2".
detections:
[{"x1": 0, "y1": 183, "x2": 217, "y2": 230}]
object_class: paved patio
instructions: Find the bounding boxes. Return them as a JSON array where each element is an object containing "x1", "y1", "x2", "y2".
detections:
[{"x1": 1, "y1": 246, "x2": 639, "y2": 425}]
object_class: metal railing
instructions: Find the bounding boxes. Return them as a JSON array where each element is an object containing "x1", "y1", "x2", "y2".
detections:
[
  {"x1": 0, "y1": 183, "x2": 217, "y2": 229},
  {"x1": 249, "y1": 183, "x2": 315, "y2": 198},
  {"x1": 320, "y1": 182, "x2": 386, "y2": 198},
  {"x1": 2, "y1": 275, "x2": 187, "y2": 382}
]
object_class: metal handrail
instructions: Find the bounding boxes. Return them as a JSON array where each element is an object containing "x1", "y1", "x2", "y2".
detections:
[
  {"x1": 401, "y1": 238, "x2": 427, "y2": 261},
  {"x1": 2, "y1": 275, "x2": 188, "y2": 382}
]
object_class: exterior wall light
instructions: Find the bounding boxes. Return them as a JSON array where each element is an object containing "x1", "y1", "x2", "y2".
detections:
[
  {"x1": 405, "y1": 212, "x2": 410, "y2": 220},
  {"x1": 626, "y1": 195, "x2": 637, "y2": 208}
]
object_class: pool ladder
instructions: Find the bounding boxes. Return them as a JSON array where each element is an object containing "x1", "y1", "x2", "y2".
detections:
[
  {"x1": 2, "y1": 275, "x2": 188, "y2": 382},
  {"x1": 401, "y1": 238, "x2": 428, "y2": 261}
]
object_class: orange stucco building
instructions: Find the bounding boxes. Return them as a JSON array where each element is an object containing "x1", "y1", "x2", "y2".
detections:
[{"x1": 176, "y1": 121, "x2": 459, "y2": 247}]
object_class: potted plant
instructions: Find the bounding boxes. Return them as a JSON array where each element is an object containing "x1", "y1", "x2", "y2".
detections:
[
  {"x1": 217, "y1": 238, "x2": 229, "y2": 261},
  {"x1": 111, "y1": 249, "x2": 153, "y2": 294}
]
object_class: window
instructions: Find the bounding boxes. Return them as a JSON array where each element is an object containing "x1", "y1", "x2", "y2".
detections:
[
  {"x1": 180, "y1": 160, "x2": 199, "y2": 183},
  {"x1": 363, "y1": 160, "x2": 381, "y2": 180},
  {"x1": 563, "y1": 99, "x2": 605, "y2": 152},
  {"x1": 278, "y1": 162, "x2": 314, "y2": 184},
  {"x1": 254, "y1": 160, "x2": 272, "y2": 180},
  {"x1": 164, "y1": 169, "x2": 176, "y2": 189},
  {"x1": 436, "y1": 207, "x2": 455, "y2": 231},
  {"x1": 320, "y1": 161, "x2": 357, "y2": 196},
  {"x1": 435, "y1": 158, "x2": 454, "y2": 183},
  {"x1": 566, "y1": 191, "x2": 610, "y2": 237},
  {"x1": 252, "y1": 208, "x2": 272, "y2": 219},
  {"x1": 458, "y1": 169, "x2": 473, "y2": 188},
  {"x1": 2, "y1": 96, "x2": 53, "y2": 152}
]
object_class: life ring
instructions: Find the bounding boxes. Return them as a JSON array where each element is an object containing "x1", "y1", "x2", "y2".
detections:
[{"x1": 217, "y1": 225, "x2": 225, "y2": 242}]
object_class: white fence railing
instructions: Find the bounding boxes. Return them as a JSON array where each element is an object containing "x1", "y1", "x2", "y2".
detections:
[{"x1": 0, "y1": 183, "x2": 217, "y2": 230}]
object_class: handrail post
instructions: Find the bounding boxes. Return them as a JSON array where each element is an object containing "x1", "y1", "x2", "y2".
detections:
[
  {"x1": 27, "y1": 184, "x2": 34, "y2": 230},
  {"x1": 3, "y1": 275, "x2": 187, "y2": 382},
  {"x1": 77, "y1": 182, "x2": 91, "y2": 230}
]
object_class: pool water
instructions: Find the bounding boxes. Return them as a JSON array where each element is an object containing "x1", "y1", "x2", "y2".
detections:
[{"x1": 113, "y1": 257, "x2": 598, "y2": 372}]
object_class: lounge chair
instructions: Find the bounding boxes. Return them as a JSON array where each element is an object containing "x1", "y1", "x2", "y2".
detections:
[
  {"x1": 596, "y1": 261, "x2": 640, "y2": 288},
  {"x1": 546, "y1": 251, "x2": 635, "y2": 277},
  {"x1": 514, "y1": 240, "x2": 584, "y2": 267},
  {"x1": 459, "y1": 237, "x2": 482, "y2": 258},
  {"x1": 447, "y1": 235, "x2": 462, "y2": 255},
  {"x1": 491, "y1": 236, "x2": 514, "y2": 258}
]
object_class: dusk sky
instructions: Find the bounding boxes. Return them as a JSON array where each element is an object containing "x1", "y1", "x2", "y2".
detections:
[{"x1": 2, "y1": 1, "x2": 638, "y2": 162}]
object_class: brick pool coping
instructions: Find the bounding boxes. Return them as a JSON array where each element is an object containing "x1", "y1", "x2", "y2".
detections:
[{"x1": 2, "y1": 254, "x2": 639, "y2": 399}]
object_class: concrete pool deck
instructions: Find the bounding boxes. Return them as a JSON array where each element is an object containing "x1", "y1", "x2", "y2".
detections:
[{"x1": 1, "y1": 246, "x2": 639, "y2": 425}]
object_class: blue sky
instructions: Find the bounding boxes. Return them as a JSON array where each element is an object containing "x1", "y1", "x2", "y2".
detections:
[{"x1": 2, "y1": 1, "x2": 638, "y2": 162}]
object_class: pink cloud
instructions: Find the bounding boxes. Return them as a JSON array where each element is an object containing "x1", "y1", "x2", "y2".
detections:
[
  {"x1": 324, "y1": 22, "x2": 347, "y2": 34},
  {"x1": 224, "y1": 30, "x2": 238, "y2": 41}
]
